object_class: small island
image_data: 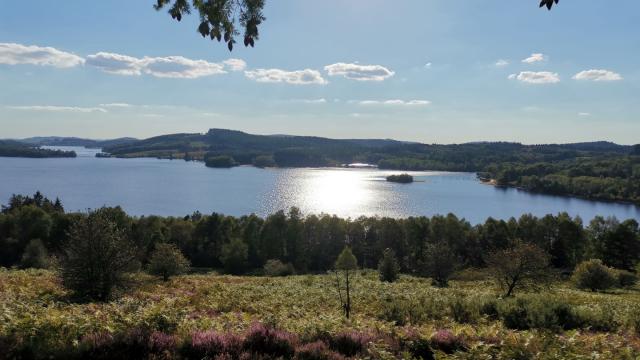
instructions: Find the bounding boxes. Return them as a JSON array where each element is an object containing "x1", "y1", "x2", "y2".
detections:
[{"x1": 386, "y1": 173, "x2": 414, "y2": 183}]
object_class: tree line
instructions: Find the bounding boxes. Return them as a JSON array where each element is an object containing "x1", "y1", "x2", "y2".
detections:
[{"x1": 2, "y1": 192, "x2": 639, "y2": 277}]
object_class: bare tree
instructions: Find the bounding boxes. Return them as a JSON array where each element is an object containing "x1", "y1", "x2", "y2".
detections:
[{"x1": 486, "y1": 241, "x2": 552, "y2": 297}]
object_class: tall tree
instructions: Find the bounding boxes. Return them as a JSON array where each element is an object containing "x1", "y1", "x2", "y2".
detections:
[
  {"x1": 60, "y1": 209, "x2": 138, "y2": 301},
  {"x1": 334, "y1": 246, "x2": 357, "y2": 319}
]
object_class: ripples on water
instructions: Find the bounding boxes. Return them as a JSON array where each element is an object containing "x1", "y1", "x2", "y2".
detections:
[{"x1": 0, "y1": 146, "x2": 638, "y2": 224}]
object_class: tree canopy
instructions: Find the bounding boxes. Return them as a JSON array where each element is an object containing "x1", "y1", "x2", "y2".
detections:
[
  {"x1": 154, "y1": 0, "x2": 265, "y2": 51},
  {"x1": 155, "y1": 0, "x2": 559, "y2": 51}
]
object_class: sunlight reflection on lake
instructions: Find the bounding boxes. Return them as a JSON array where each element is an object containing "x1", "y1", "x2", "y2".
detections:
[{"x1": 1, "y1": 147, "x2": 639, "y2": 224}]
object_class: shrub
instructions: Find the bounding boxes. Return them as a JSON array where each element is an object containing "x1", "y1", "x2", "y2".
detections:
[
  {"x1": 60, "y1": 209, "x2": 138, "y2": 301},
  {"x1": 497, "y1": 295, "x2": 585, "y2": 331},
  {"x1": 220, "y1": 238, "x2": 249, "y2": 275},
  {"x1": 243, "y1": 323, "x2": 296, "y2": 358},
  {"x1": 263, "y1": 259, "x2": 296, "y2": 277},
  {"x1": 295, "y1": 341, "x2": 345, "y2": 360},
  {"x1": 449, "y1": 296, "x2": 479, "y2": 324},
  {"x1": 147, "y1": 243, "x2": 190, "y2": 281},
  {"x1": 184, "y1": 330, "x2": 243, "y2": 359},
  {"x1": 477, "y1": 297, "x2": 499, "y2": 320},
  {"x1": 19, "y1": 238, "x2": 49, "y2": 269},
  {"x1": 615, "y1": 269, "x2": 638, "y2": 288},
  {"x1": 380, "y1": 297, "x2": 410, "y2": 325},
  {"x1": 404, "y1": 335, "x2": 435, "y2": 360},
  {"x1": 378, "y1": 248, "x2": 400, "y2": 283},
  {"x1": 78, "y1": 329, "x2": 150, "y2": 360},
  {"x1": 429, "y1": 330, "x2": 467, "y2": 354},
  {"x1": 328, "y1": 332, "x2": 370, "y2": 357},
  {"x1": 422, "y1": 242, "x2": 457, "y2": 287},
  {"x1": 572, "y1": 259, "x2": 617, "y2": 291},
  {"x1": 148, "y1": 331, "x2": 177, "y2": 354}
]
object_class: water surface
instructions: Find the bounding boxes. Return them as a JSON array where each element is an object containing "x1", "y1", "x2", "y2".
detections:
[{"x1": 0, "y1": 146, "x2": 638, "y2": 224}]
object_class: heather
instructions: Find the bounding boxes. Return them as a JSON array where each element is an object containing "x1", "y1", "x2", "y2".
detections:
[{"x1": 2, "y1": 269, "x2": 640, "y2": 359}]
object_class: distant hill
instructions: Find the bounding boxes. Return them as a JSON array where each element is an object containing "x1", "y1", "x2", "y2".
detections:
[
  {"x1": 101, "y1": 128, "x2": 636, "y2": 170},
  {"x1": 0, "y1": 140, "x2": 76, "y2": 158},
  {"x1": 20, "y1": 136, "x2": 138, "y2": 148}
]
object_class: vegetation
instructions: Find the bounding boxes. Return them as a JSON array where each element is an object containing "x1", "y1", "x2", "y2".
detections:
[
  {"x1": 334, "y1": 247, "x2": 358, "y2": 319},
  {"x1": 102, "y1": 129, "x2": 640, "y2": 204},
  {"x1": 2, "y1": 193, "x2": 639, "y2": 280},
  {"x1": 1, "y1": 193, "x2": 640, "y2": 358},
  {"x1": 220, "y1": 237, "x2": 249, "y2": 275},
  {"x1": 154, "y1": 1, "x2": 560, "y2": 51},
  {"x1": 204, "y1": 154, "x2": 237, "y2": 168},
  {"x1": 147, "y1": 243, "x2": 190, "y2": 281},
  {"x1": 19, "y1": 136, "x2": 137, "y2": 149},
  {"x1": 486, "y1": 242, "x2": 551, "y2": 297},
  {"x1": 386, "y1": 174, "x2": 414, "y2": 184},
  {"x1": 2, "y1": 270, "x2": 640, "y2": 359},
  {"x1": 263, "y1": 259, "x2": 295, "y2": 277},
  {"x1": 60, "y1": 209, "x2": 139, "y2": 301},
  {"x1": 378, "y1": 248, "x2": 400, "y2": 283},
  {"x1": 572, "y1": 259, "x2": 618, "y2": 292},
  {"x1": 154, "y1": 0, "x2": 265, "y2": 51},
  {"x1": 0, "y1": 140, "x2": 76, "y2": 158}
]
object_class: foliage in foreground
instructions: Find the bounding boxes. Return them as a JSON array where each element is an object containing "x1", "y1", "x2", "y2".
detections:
[{"x1": 1, "y1": 269, "x2": 640, "y2": 359}]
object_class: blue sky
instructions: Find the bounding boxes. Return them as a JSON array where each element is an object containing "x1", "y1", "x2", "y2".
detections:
[{"x1": 0, "y1": 0, "x2": 638, "y2": 144}]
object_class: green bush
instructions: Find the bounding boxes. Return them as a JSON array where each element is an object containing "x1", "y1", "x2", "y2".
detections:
[
  {"x1": 449, "y1": 296, "x2": 479, "y2": 324},
  {"x1": 614, "y1": 269, "x2": 638, "y2": 288},
  {"x1": 378, "y1": 248, "x2": 400, "y2": 283},
  {"x1": 147, "y1": 243, "x2": 190, "y2": 281},
  {"x1": 263, "y1": 259, "x2": 296, "y2": 277},
  {"x1": 19, "y1": 239, "x2": 49, "y2": 269},
  {"x1": 572, "y1": 259, "x2": 617, "y2": 292},
  {"x1": 497, "y1": 295, "x2": 582, "y2": 331}
]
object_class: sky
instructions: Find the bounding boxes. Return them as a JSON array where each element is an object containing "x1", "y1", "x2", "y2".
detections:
[{"x1": 0, "y1": 0, "x2": 638, "y2": 144}]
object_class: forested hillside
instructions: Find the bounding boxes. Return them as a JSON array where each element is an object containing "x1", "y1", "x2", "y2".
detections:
[
  {"x1": 0, "y1": 140, "x2": 76, "y2": 158},
  {"x1": 101, "y1": 129, "x2": 640, "y2": 204}
]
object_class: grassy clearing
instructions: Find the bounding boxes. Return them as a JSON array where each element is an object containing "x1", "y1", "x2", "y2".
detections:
[{"x1": 1, "y1": 269, "x2": 640, "y2": 359}]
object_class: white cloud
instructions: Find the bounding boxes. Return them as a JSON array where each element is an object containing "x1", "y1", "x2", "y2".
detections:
[
  {"x1": 291, "y1": 98, "x2": 327, "y2": 104},
  {"x1": 140, "y1": 56, "x2": 225, "y2": 78},
  {"x1": 573, "y1": 69, "x2": 622, "y2": 82},
  {"x1": 6, "y1": 105, "x2": 107, "y2": 113},
  {"x1": 509, "y1": 71, "x2": 560, "y2": 84},
  {"x1": 86, "y1": 52, "x2": 239, "y2": 79},
  {"x1": 244, "y1": 68, "x2": 327, "y2": 85},
  {"x1": 522, "y1": 53, "x2": 547, "y2": 64},
  {"x1": 99, "y1": 103, "x2": 133, "y2": 108},
  {"x1": 355, "y1": 99, "x2": 431, "y2": 106},
  {"x1": 223, "y1": 58, "x2": 247, "y2": 71},
  {"x1": 85, "y1": 52, "x2": 143, "y2": 76},
  {"x1": 495, "y1": 59, "x2": 510, "y2": 67},
  {"x1": 578, "y1": 112, "x2": 591, "y2": 116},
  {"x1": 0, "y1": 43, "x2": 84, "y2": 68},
  {"x1": 324, "y1": 62, "x2": 395, "y2": 81}
]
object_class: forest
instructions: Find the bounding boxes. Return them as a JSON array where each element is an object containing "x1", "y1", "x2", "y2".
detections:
[
  {"x1": 2, "y1": 192, "x2": 639, "y2": 277},
  {"x1": 0, "y1": 141, "x2": 76, "y2": 158},
  {"x1": 98, "y1": 129, "x2": 640, "y2": 204},
  {"x1": 2, "y1": 192, "x2": 640, "y2": 359}
]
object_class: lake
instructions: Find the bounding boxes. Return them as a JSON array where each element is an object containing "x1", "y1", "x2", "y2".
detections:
[{"x1": 0, "y1": 146, "x2": 638, "y2": 224}]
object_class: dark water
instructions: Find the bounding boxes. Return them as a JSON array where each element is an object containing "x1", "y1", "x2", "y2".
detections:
[{"x1": 0, "y1": 147, "x2": 638, "y2": 224}]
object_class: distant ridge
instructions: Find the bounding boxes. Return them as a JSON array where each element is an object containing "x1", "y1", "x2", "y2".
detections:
[{"x1": 19, "y1": 136, "x2": 138, "y2": 148}]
